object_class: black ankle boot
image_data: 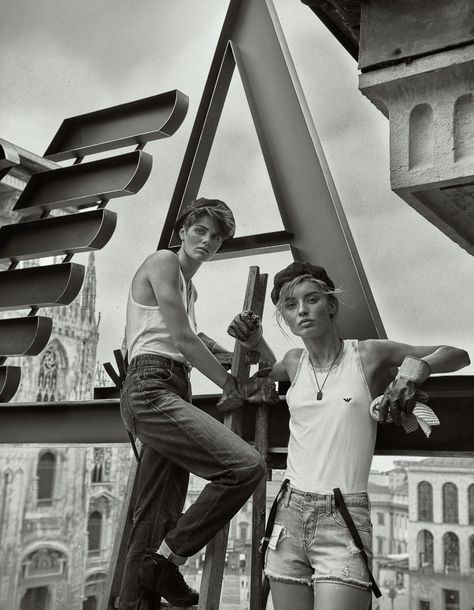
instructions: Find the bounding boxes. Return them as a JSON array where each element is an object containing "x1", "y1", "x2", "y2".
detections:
[{"x1": 138, "y1": 550, "x2": 199, "y2": 607}]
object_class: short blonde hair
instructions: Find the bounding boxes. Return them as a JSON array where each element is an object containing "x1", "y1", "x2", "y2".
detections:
[{"x1": 275, "y1": 274, "x2": 341, "y2": 327}]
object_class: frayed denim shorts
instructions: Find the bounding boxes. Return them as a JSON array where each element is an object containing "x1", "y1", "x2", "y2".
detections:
[{"x1": 264, "y1": 485, "x2": 373, "y2": 591}]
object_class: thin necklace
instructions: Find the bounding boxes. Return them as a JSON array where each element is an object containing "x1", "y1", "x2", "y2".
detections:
[{"x1": 309, "y1": 340, "x2": 343, "y2": 401}]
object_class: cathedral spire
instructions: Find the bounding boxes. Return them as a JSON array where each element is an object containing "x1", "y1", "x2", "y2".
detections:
[{"x1": 81, "y1": 252, "x2": 97, "y2": 325}]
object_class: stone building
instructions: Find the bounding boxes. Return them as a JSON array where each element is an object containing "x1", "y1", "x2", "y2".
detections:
[
  {"x1": 369, "y1": 467, "x2": 410, "y2": 610},
  {"x1": 405, "y1": 457, "x2": 474, "y2": 610},
  {"x1": 0, "y1": 150, "x2": 134, "y2": 610}
]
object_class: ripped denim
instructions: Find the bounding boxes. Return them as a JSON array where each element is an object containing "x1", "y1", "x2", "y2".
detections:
[{"x1": 264, "y1": 485, "x2": 373, "y2": 591}]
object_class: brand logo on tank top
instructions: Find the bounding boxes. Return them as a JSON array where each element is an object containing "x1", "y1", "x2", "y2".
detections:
[{"x1": 343, "y1": 397, "x2": 352, "y2": 403}]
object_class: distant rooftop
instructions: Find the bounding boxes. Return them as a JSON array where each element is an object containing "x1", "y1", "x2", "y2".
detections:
[{"x1": 407, "y1": 457, "x2": 474, "y2": 469}]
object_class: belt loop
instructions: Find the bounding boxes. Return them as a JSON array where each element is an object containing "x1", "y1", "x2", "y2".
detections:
[
  {"x1": 326, "y1": 494, "x2": 332, "y2": 515},
  {"x1": 284, "y1": 487, "x2": 292, "y2": 507}
]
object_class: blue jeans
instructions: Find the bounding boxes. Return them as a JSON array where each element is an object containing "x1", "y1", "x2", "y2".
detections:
[{"x1": 118, "y1": 354, "x2": 265, "y2": 608}]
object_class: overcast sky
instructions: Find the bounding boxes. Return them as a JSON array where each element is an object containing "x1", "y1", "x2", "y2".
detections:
[{"x1": 1, "y1": 0, "x2": 473, "y2": 469}]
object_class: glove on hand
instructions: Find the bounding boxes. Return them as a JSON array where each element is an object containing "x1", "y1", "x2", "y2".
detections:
[
  {"x1": 216, "y1": 374, "x2": 244, "y2": 412},
  {"x1": 227, "y1": 310, "x2": 262, "y2": 349},
  {"x1": 243, "y1": 373, "x2": 279, "y2": 406},
  {"x1": 378, "y1": 357, "x2": 430, "y2": 425},
  {"x1": 217, "y1": 369, "x2": 279, "y2": 412}
]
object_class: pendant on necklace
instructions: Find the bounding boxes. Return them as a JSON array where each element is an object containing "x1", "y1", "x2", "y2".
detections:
[{"x1": 317, "y1": 391, "x2": 323, "y2": 401}]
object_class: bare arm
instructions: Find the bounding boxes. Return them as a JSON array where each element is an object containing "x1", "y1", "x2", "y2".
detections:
[
  {"x1": 144, "y1": 250, "x2": 231, "y2": 389},
  {"x1": 362, "y1": 339, "x2": 470, "y2": 424},
  {"x1": 363, "y1": 339, "x2": 470, "y2": 375}
]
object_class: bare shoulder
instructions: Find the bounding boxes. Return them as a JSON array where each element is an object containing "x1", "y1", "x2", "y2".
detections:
[
  {"x1": 143, "y1": 249, "x2": 177, "y2": 268},
  {"x1": 283, "y1": 347, "x2": 304, "y2": 380},
  {"x1": 141, "y1": 250, "x2": 179, "y2": 280}
]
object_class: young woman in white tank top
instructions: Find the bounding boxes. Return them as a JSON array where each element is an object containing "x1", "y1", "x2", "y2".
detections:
[{"x1": 228, "y1": 261, "x2": 469, "y2": 610}]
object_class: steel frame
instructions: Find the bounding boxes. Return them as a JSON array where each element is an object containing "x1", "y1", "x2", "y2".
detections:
[{"x1": 0, "y1": 0, "x2": 472, "y2": 458}]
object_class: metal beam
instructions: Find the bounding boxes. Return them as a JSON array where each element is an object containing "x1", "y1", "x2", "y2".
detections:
[
  {"x1": 0, "y1": 138, "x2": 20, "y2": 180},
  {"x1": 44, "y1": 90, "x2": 189, "y2": 161},
  {"x1": 0, "y1": 317, "x2": 53, "y2": 356},
  {"x1": 0, "y1": 263, "x2": 85, "y2": 310},
  {"x1": 13, "y1": 151, "x2": 152, "y2": 214},
  {"x1": 0, "y1": 367, "x2": 21, "y2": 402},
  {"x1": 1, "y1": 376, "x2": 472, "y2": 456},
  {"x1": 0, "y1": 209, "x2": 117, "y2": 262},
  {"x1": 158, "y1": 0, "x2": 385, "y2": 341}
]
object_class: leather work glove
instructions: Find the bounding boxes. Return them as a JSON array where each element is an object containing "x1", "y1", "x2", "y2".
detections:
[
  {"x1": 243, "y1": 373, "x2": 279, "y2": 406},
  {"x1": 227, "y1": 310, "x2": 263, "y2": 349},
  {"x1": 217, "y1": 370, "x2": 279, "y2": 412},
  {"x1": 378, "y1": 357, "x2": 431, "y2": 426},
  {"x1": 216, "y1": 374, "x2": 244, "y2": 412}
]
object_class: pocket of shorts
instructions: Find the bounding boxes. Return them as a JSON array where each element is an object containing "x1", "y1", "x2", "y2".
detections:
[
  {"x1": 268, "y1": 523, "x2": 286, "y2": 550},
  {"x1": 332, "y1": 504, "x2": 372, "y2": 532}
]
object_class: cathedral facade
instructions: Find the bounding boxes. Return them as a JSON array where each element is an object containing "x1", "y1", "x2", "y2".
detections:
[{"x1": 0, "y1": 152, "x2": 133, "y2": 610}]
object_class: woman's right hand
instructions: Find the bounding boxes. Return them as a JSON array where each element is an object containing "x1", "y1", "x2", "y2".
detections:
[{"x1": 227, "y1": 310, "x2": 263, "y2": 349}]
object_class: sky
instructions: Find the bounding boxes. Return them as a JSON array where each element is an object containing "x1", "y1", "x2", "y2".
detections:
[{"x1": 1, "y1": 0, "x2": 473, "y2": 471}]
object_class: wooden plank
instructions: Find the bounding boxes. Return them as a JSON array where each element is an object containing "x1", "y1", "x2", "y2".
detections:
[
  {"x1": 0, "y1": 316, "x2": 53, "y2": 356},
  {"x1": 44, "y1": 90, "x2": 189, "y2": 161},
  {"x1": 359, "y1": 0, "x2": 474, "y2": 71},
  {"x1": 0, "y1": 367, "x2": 21, "y2": 402},
  {"x1": 103, "y1": 455, "x2": 140, "y2": 610},
  {"x1": 0, "y1": 210, "x2": 117, "y2": 262},
  {"x1": 198, "y1": 267, "x2": 268, "y2": 610},
  {"x1": 13, "y1": 151, "x2": 152, "y2": 214},
  {"x1": 249, "y1": 403, "x2": 268, "y2": 610},
  {"x1": 0, "y1": 263, "x2": 85, "y2": 310}
]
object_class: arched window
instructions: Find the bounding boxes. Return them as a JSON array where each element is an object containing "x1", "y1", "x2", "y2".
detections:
[
  {"x1": 91, "y1": 448, "x2": 104, "y2": 483},
  {"x1": 418, "y1": 481, "x2": 433, "y2": 521},
  {"x1": 38, "y1": 349, "x2": 59, "y2": 402},
  {"x1": 37, "y1": 452, "x2": 56, "y2": 506},
  {"x1": 82, "y1": 597, "x2": 97, "y2": 610},
  {"x1": 443, "y1": 483, "x2": 459, "y2": 523},
  {"x1": 443, "y1": 532, "x2": 460, "y2": 572},
  {"x1": 468, "y1": 485, "x2": 474, "y2": 524},
  {"x1": 469, "y1": 535, "x2": 474, "y2": 570},
  {"x1": 20, "y1": 586, "x2": 49, "y2": 610},
  {"x1": 418, "y1": 530, "x2": 433, "y2": 568},
  {"x1": 88, "y1": 511, "x2": 102, "y2": 555},
  {"x1": 409, "y1": 103, "x2": 434, "y2": 169},
  {"x1": 239, "y1": 522, "x2": 249, "y2": 542}
]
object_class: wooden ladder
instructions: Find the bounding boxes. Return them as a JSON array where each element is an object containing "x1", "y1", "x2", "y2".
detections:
[{"x1": 103, "y1": 266, "x2": 270, "y2": 610}]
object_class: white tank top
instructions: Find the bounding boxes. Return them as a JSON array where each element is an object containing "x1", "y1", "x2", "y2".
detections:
[
  {"x1": 126, "y1": 266, "x2": 197, "y2": 364},
  {"x1": 284, "y1": 339, "x2": 376, "y2": 494}
]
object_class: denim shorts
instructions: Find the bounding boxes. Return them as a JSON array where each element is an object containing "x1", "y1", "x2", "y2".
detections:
[{"x1": 264, "y1": 485, "x2": 373, "y2": 591}]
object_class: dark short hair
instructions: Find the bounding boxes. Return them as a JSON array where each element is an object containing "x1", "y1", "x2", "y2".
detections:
[
  {"x1": 175, "y1": 197, "x2": 235, "y2": 241},
  {"x1": 271, "y1": 261, "x2": 335, "y2": 304}
]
